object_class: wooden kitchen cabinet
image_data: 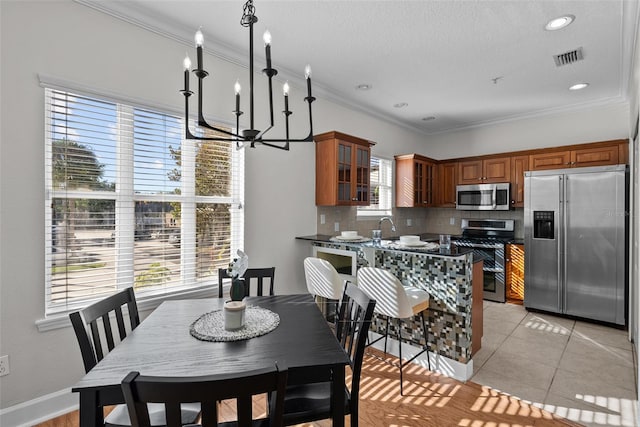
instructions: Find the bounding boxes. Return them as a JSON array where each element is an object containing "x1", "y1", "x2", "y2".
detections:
[
  {"x1": 506, "y1": 243, "x2": 525, "y2": 302},
  {"x1": 529, "y1": 140, "x2": 626, "y2": 171},
  {"x1": 510, "y1": 155, "x2": 529, "y2": 208},
  {"x1": 437, "y1": 161, "x2": 457, "y2": 207},
  {"x1": 395, "y1": 154, "x2": 437, "y2": 207},
  {"x1": 314, "y1": 131, "x2": 373, "y2": 206},
  {"x1": 458, "y1": 156, "x2": 511, "y2": 185}
]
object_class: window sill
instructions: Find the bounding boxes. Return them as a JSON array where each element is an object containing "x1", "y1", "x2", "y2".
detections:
[
  {"x1": 357, "y1": 210, "x2": 393, "y2": 218},
  {"x1": 35, "y1": 285, "x2": 218, "y2": 332}
]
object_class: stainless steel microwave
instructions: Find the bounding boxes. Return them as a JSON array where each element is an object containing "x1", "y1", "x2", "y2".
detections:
[{"x1": 456, "y1": 183, "x2": 510, "y2": 210}]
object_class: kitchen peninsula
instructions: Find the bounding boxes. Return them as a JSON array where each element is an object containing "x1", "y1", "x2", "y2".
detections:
[{"x1": 297, "y1": 234, "x2": 483, "y2": 381}]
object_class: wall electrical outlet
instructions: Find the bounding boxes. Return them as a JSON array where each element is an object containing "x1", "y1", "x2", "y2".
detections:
[
  {"x1": 450, "y1": 217, "x2": 456, "y2": 225},
  {"x1": 320, "y1": 214, "x2": 326, "y2": 225},
  {"x1": 0, "y1": 355, "x2": 9, "y2": 377},
  {"x1": 406, "y1": 218, "x2": 412, "y2": 227},
  {"x1": 334, "y1": 222, "x2": 340, "y2": 232}
]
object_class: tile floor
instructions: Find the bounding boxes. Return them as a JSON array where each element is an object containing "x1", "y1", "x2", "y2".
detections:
[{"x1": 471, "y1": 301, "x2": 639, "y2": 427}]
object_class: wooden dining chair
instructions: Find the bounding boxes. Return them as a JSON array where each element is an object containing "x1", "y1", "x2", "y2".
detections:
[
  {"x1": 121, "y1": 363, "x2": 288, "y2": 427},
  {"x1": 270, "y1": 283, "x2": 376, "y2": 427},
  {"x1": 69, "y1": 288, "x2": 200, "y2": 426},
  {"x1": 69, "y1": 287, "x2": 140, "y2": 374},
  {"x1": 218, "y1": 267, "x2": 276, "y2": 298}
]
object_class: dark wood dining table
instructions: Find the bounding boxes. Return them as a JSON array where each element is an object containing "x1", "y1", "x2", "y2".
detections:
[{"x1": 72, "y1": 294, "x2": 350, "y2": 427}]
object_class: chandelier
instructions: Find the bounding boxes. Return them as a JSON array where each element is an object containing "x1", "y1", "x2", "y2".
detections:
[{"x1": 180, "y1": 0, "x2": 315, "y2": 151}]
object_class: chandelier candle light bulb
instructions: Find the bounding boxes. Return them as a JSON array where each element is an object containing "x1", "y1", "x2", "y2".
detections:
[
  {"x1": 305, "y1": 64, "x2": 312, "y2": 98},
  {"x1": 263, "y1": 30, "x2": 272, "y2": 69},
  {"x1": 283, "y1": 81, "x2": 290, "y2": 111},
  {"x1": 234, "y1": 79, "x2": 241, "y2": 112},
  {"x1": 194, "y1": 28, "x2": 204, "y2": 70},
  {"x1": 183, "y1": 55, "x2": 191, "y2": 92}
]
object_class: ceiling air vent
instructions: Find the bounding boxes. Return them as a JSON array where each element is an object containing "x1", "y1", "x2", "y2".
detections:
[{"x1": 554, "y1": 47, "x2": 584, "y2": 67}]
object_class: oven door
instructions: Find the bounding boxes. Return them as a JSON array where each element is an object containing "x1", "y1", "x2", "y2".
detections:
[
  {"x1": 468, "y1": 246, "x2": 506, "y2": 302},
  {"x1": 456, "y1": 183, "x2": 510, "y2": 210}
]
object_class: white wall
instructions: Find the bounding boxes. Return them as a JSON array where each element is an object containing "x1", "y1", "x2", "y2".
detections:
[{"x1": 0, "y1": 0, "x2": 634, "y2": 416}]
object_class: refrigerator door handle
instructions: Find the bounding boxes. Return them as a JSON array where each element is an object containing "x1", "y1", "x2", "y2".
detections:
[
  {"x1": 561, "y1": 175, "x2": 567, "y2": 312},
  {"x1": 558, "y1": 176, "x2": 564, "y2": 311}
]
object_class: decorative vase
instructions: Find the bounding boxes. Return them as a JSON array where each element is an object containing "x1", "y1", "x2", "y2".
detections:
[
  {"x1": 224, "y1": 300, "x2": 246, "y2": 330},
  {"x1": 230, "y1": 278, "x2": 246, "y2": 301}
]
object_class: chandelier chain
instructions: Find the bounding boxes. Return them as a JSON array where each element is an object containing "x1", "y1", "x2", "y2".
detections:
[{"x1": 241, "y1": 0, "x2": 257, "y2": 27}]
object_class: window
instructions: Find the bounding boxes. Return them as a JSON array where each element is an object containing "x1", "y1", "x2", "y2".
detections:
[
  {"x1": 44, "y1": 88, "x2": 243, "y2": 315},
  {"x1": 357, "y1": 157, "x2": 392, "y2": 217}
]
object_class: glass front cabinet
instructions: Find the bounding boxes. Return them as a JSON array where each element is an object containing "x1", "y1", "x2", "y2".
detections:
[{"x1": 315, "y1": 131, "x2": 373, "y2": 206}]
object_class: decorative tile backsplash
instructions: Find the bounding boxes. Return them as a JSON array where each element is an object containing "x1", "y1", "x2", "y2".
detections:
[{"x1": 317, "y1": 206, "x2": 524, "y2": 239}]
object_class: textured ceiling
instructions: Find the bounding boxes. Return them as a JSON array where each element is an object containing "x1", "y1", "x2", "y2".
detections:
[{"x1": 78, "y1": 0, "x2": 638, "y2": 135}]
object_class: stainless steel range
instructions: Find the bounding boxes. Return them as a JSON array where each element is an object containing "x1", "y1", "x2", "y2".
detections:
[{"x1": 454, "y1": 218, "x2": 515, "y2": 302}]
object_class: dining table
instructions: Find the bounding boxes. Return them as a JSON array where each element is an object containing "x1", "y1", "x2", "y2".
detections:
[{"x1": 72, "y1": 293, "x2": 351, "y2": 427}]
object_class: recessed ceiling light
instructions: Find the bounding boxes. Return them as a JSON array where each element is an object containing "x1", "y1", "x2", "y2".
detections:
[
  {"x1": 422, "y1": 116, "x2": 436, "y2": 121},
  {"x1": 393, "y1": 102, "x2": 408, "y2": 108},
  {"x1": 545, "y1": 15, "x2": 575, "y2": 31},
  {"x1": 569, "y1": 82, "x2": 589, "y2": 91},
  {"x1": 356, "y1": 84, "x2": 372, "y2": 91}
]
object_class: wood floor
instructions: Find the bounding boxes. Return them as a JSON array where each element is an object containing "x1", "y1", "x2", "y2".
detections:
[{"x1": 35, "y1": 348, "x2": 582, "y2": 427}]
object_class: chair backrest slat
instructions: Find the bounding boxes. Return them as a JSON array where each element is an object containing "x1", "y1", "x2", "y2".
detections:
[
  {"x1": 242, "y1": 267, "x2": 276, "y2": 296},
  {"x1": 122, "y1": 363, "x2": 288, "y2": 427},
  {"x1": 70, "y1": 287, "x2": 140, "y2": 373}
]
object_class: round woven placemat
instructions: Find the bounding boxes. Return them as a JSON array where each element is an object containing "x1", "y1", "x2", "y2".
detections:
[{"x1": 189, "y1": 305, "x2": 280, "y2": 342}]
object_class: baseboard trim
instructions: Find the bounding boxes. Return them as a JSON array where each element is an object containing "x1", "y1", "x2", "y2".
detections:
[
  {"x1": 367, "y1": 331, "x2": 473, "y2": 382},
  {"x1": 0, "y1": 388, "x2": 77, "y2": 427}
]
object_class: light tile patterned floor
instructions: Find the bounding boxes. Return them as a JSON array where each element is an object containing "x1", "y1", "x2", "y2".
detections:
[{"x1": 471, "y1": 301, "x2": 639, "y2": 427}]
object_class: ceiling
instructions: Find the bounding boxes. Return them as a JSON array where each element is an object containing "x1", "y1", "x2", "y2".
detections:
[{"x1": 78, "y1": 0, "x2": 638, "y2": 135}]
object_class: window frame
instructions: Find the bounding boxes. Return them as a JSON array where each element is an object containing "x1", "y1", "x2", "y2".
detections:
[
  {"x1": 40, "y1": 76, "x2": 244, "y2": 324},
  {"x1": 357, "y1": 156, "x2": 393, "y2": 217}
]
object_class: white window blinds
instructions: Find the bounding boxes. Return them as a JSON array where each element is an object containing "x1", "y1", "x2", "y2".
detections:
[
  {"x1": 44, "y1": 88, "x2": 244, "y2": 315},
  {"x1": 358, "y1": 157, "x2": 392, "y2": 216}
]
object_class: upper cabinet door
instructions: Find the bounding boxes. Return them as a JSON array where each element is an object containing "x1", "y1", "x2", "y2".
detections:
[
  {"x1": 529, "y1": 151, "x2": 572, "y2": 170},
  {"x1": 395, "y1": 154, "x2": 436, "y2": 207},
  {"x1": 437, "y1": 162, "x2": 457, "y2": 207},
  {"x1": 571, "y1": 145, "x2": 619, "y2": 167},
  {"x1": 458, "y1": 160, "x2": 483, "y2": 184},
  {"x1": 458, "y1": 157, "x2": 510, "y2": 184}
]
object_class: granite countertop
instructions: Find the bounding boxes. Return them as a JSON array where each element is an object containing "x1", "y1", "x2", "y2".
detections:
[{"x1": 296, "y1": 234, "x2": 474, "y2": 257}]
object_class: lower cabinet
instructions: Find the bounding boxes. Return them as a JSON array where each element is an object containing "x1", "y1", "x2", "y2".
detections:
[{"x1": 506, "y1": 244, "x2": 525, "y2": 302}]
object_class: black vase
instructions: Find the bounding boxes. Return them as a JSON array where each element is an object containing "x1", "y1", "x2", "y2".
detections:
[{"x1": 230, "y1": 278, "x2": 246, "y2": 301}]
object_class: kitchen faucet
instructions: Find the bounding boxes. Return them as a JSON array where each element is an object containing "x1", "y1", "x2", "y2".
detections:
[{"x1": 378, "y1": 216, "x2": 396, "y2": 233}]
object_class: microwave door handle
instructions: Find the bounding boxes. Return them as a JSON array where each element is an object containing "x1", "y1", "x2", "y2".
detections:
[{"x1": 491, "y1": 186, "x2": 497, "y2": 209}]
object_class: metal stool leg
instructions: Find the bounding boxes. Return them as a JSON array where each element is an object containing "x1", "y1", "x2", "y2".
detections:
[
  {"x1": 420, "y1": 311, "x2": 431, "y2": 371},
  {"x1": 397, "y1": 318, "x2": 404, "y2": 395}
]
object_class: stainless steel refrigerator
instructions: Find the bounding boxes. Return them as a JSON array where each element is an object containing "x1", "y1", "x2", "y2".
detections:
[{"x1": 524, "y1": 164, "x2": 627, "y2": 325}]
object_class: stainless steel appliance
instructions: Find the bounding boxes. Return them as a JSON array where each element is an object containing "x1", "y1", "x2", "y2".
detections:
[
  {"x1": 456, "y1": 183, "x2": 510, "y2": 210},
  {"x1": 524, "y1": 165, "x2": 627, "y2": 325},
  {"x1": 455, "y1": 218, "x2": 515, "y2": 302}
]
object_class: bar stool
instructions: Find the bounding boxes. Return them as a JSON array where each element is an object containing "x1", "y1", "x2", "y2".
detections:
[
  {"x1": 357, "y1": 266, "x2": 431, "y2": 395},
  {"x1": 303, "y1": 257, "x2": 345, "y2": 321}
]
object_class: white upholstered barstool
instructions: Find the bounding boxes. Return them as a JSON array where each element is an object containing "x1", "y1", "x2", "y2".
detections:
[
  {"x1": 304, "y1": 257, "x2": 346, "y2": 321},
  {"x1": 357, "y1": 266, "x2": 431, "y2": 395}
]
